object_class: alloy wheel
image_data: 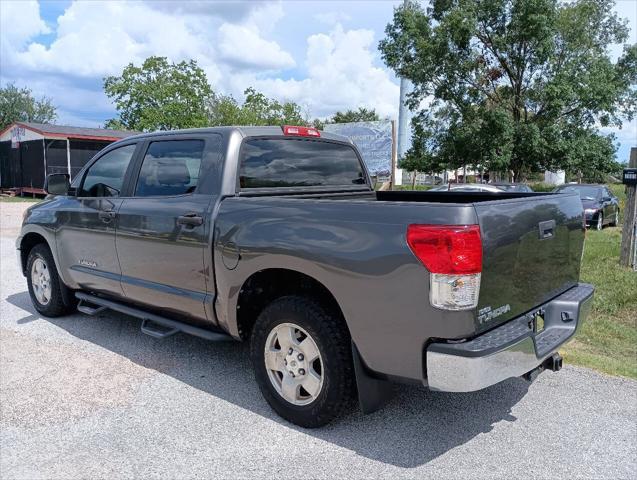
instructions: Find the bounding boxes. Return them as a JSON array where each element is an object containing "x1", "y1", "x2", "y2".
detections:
[
  {"x1": 31, "y1": 257, "x2": 52, "y2": 305},
  {"x1": 264, "y1": 322, "x2": 324, "y2": 406}
]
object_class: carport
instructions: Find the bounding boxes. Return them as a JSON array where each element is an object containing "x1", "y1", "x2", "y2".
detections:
[{"x1": 0, "y1": 122, "x2": 134, "y2": 194}]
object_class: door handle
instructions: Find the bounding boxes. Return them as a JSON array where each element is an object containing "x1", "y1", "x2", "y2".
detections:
[
  {"x1": 177, "y1": 213, "x2": 203, "y2": 227},
  {"x1": 98, "y1": 210, "x2": 116, "y2": 222}
]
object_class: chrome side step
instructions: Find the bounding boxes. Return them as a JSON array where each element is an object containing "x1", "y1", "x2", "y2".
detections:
[{"x1": 75, "y1": 292, "x2": 233, "y2": 342}]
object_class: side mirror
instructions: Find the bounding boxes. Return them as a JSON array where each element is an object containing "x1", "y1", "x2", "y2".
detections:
[
  {"x1": 45, "y1": 173, "x2": 70, "y2": 196},
  {"x1": 602, "y1": 196, "x2": 611, "y2": 202}
]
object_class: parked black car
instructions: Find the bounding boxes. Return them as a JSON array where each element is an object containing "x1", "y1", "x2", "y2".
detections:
[{"x1": 553, "y1": 184, "x2": 620, "y2": 230}]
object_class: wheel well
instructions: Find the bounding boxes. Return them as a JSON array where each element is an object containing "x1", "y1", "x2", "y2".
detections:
[
  {"x1": 20, "y1": 233, "x2": 48, "y2": 274},
  {"x1": 236, "y1": 269, "x2": 347, "y2": 340}
]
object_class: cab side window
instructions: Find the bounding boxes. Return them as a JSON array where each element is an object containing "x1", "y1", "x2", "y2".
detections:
[
  {"x1": 79, "y1": 144, "x2": 137, "y2": 197},
  {"x1": 134, "y1": 140, "x2": 204, "y2": 197}
]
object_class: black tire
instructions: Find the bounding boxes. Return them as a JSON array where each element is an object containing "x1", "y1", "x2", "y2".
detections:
[
  {"x1": 250, "y1": 295, "x2": 355, "y2": 428},
  {"x1": 610, "y1": 209, "x2": 619, "y2": 227},
  {"x1": 26, "y1": 243, "x2": 75, "y2": 317},
  {"x1": 595, "y1": 212, "x2": 603, "y2": 231}
]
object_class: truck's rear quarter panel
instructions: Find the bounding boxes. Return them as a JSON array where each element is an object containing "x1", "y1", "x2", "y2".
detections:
[{"x1": 214, "y1": 197, "x2": 478, "y2": 382}]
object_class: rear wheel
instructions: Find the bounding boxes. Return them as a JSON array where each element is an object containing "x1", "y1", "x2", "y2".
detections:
[
  {"x1": 26, "y1": 244, "x2": 74, "y2": 317},
  {"x1": 250, "y1": 295, "x2": 355, "y2": 428},
  {"x1": 596, "y1": 212, "x2": 603, "y2": 231},
  {"x1": 610, "y1": 210, "x2": 619, "y2": 227}
]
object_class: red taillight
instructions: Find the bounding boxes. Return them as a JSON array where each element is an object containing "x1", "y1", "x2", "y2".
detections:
[
  {"x1": 282, "y1": 125, "x2": 321, "y2": 137},
  {"x1": 406, "y1": 224, "x2": 482, "y2": 274}
]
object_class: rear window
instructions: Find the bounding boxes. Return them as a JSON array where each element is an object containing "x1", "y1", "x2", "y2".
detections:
[{"x1": 240, "y1": 138, "x2": 366, "y2": 189}]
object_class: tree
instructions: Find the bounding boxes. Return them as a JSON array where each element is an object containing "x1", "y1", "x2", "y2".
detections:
[
  {"x1": 379, "y1": 0, "x2": 637, "y2": 180},
  {"x1": 329, "y1": 107, "x2": 380, "y2": 124},
  {"x1": 310, "y1": 107, "x2": 381, "y2": 131},
  {"x1": 0, "y1": 83, "x2": 57, "y2": 130},
  {"x1": 104, "y1": 56, "x2": 212, "y2": 131},
  {"x1": 207, "y1": 87, "x2": 307, "y2": 126}
]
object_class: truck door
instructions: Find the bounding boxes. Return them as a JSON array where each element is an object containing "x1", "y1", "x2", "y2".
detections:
[
  {"x1": 115, "y1": 137, "x2": 216, "y2": 326},
  {"x1": 56, "y1": 143, "x2": 139, "y2": 297}
]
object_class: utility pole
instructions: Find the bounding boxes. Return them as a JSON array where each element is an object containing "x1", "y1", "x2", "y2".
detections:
[
  {"x1": 395, "y1": 0, "x2": 412, "y2": 188},
  {"x1": 619, "y1": 147, "x2": 637, "y2": 268},
  {"x1": 390, "y1": 120, "x2": 397, "y2": 190}
]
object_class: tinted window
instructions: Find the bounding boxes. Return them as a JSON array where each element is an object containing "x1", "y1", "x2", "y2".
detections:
[
  {"x1": 240, "y1": 138, "x2": 366, "y2": 188},
  {"x1": 79, "y1": 144, "x2": 136, "y2": 197},
  {"x1": 555, "y1": 185, "x2": 601, "y2": 200},
  {"x1": 135, "y1": 140, "x2": 204, "y2": 197}
]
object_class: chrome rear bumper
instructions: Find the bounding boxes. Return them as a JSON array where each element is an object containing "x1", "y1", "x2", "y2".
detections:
[{"x1": 426, "y1": 283, "x2": 594, "y2": 392}]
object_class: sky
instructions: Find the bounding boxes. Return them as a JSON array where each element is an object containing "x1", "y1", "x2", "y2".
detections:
[{"x1": 0, "y1": 0, "x2": 635, "y2": 161}]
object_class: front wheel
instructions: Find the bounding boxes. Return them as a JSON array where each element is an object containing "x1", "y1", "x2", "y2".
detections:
[
  {"x1": 595, "y1": 212, "x2": 603, "y2": 231},
  {"x1": 250, "y1": 295, "x2": 355, "y2": 428},
  {"x1": 26, "y1": 244, "x2": 74, "y2": 317}
]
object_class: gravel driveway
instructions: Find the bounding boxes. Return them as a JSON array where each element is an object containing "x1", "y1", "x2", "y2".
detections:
[{"x1": 1, "y1": 201, "x2": 636, "y2": 479}]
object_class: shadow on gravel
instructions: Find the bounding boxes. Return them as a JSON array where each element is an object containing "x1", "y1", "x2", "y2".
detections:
[{"x1": 7, "y1": 291, "x2": 530, "y2": 468}]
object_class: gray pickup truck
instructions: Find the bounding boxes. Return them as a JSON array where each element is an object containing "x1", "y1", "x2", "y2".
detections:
[{"x1": 18, "y1": 125, "x2": 594, "y2": 427}]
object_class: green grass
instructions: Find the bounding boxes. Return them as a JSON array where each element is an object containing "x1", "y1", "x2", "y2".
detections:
[
  {"x1": 529, "y1": 182, "x2": 557, "y2": 192},
  {"x1": 393, "y1": 184, "x2": 434, "y2": 191},
  {"x1": 0, "y1": 195, "x2": 41, "y2": 203},
  {"x1": 561, "y1": 223, "x2": 637, "y2": 379},
  {"x1": 608, "y1": 183, "x2": 627, "y2": 213}
]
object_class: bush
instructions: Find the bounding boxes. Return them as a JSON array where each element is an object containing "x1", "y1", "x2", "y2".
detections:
[{"x1": 530, "y1": 182, "x2": 556, "y2": 192}]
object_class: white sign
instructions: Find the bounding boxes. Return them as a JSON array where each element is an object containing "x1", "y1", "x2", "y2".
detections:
[
  {"x1": 324, "y1": 120, "x2": 393, "y2": 175},
  {"x1": 11, "y1": 126, "x2": 26, "y2": 149},
  {"x1": 544, "y1": 170, "x2": 565, "y2": 185}
]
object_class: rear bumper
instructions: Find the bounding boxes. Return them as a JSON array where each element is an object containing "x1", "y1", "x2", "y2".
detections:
[{"x1": 426, "y1": 283, "x2": 594, "y2": 392}]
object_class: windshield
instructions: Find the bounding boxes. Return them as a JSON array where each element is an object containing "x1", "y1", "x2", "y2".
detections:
[{"x1": 555, "y1": 185, "x2": 601, "y2": 200}]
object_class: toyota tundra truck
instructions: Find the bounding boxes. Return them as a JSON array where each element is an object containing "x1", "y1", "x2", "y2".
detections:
[{"x1": 17, "y1": 125, "x2": 594, "y2": 427}]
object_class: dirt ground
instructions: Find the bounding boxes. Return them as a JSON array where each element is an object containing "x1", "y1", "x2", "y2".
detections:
[{"x1": 0, "y1": 201, "x2": 31, "y2": 238}]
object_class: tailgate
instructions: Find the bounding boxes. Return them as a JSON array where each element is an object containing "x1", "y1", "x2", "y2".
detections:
[{"x1": 475, "y1": 192, "x2": 584, "y2": 332}]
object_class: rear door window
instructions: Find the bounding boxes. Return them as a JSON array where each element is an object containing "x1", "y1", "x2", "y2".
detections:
[
  {"x1": 240, "y1": 138, "x2": 366, "y2": 188},
  {"x1": 135, "y1": 140, "x2": 204, "y2": 197}
]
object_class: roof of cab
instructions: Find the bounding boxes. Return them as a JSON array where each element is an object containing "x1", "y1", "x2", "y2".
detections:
[{"x1": 117, "y1": 126, "x2": 352, "y2": 144}]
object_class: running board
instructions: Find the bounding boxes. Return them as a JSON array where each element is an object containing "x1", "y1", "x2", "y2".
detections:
[
  {"x1": 77, "y1": 300, "x2": 107, "y2": 316},
  {"x1": 75, "y1": 292, "x2": 233, "y2": 342}
]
